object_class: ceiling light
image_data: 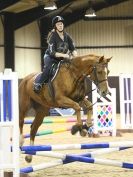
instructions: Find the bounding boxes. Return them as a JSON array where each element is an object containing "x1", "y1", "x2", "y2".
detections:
[
  {"x1": 44, "y1": 1, "x2": 57, "y2": 10},
  {"x1": 85, "y1": 7, "x2": 96, "y2": 17},
  {"x1": 85, "y1": 1, "x2": 96, "y2": 18}
]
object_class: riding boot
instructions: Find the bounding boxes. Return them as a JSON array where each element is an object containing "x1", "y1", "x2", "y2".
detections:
[{"x1": 33, "y1": 68, "x2": 49, "y2": 93}]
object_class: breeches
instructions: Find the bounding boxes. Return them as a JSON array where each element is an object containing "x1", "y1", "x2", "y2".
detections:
[{"x1": 43, "y1": 55, "x2": 59, "y2": 78}]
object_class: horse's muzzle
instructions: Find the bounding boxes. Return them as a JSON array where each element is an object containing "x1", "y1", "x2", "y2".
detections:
[
  {"x1": 102, "y1": 90, "x2": 110, "y2": 97},
  {"x1": 98, "y1": 89, "x2": 110, "y2": 97}
]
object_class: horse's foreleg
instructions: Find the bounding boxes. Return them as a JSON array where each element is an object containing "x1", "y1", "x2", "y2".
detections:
[
  {"x1": 81, "y1": 98, "x2": 93, "y2": 127},
  {"x1": 56, "y1": 97, "x2": 82, "y2": 135},
  {"x1": 78, "y1": 98, "x2": 93, "y2": 136},
  {"x1": 71, "y1": 109, "x2": 84, "y2": 135},
  {"x1": 80, "y1": 98, "x2": 99, "y2": 137},
  {"x1": 25, "y1": 109, "x2": 47, "y2": 163},
  {"x1": 75, "y1": 108, "x2": 83, "y2": 125}
]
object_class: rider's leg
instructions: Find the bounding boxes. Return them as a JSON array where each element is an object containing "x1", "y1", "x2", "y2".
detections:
[
  {"x1": 33, "y1": 56, "x2": 56, "y2": 93},
  {"x1": 39, "y1": 66, "x2": 49, "y2": 83}
]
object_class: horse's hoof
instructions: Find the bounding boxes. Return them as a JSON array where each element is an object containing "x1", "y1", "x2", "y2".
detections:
[
  {"x1": 82, "y1": 123, "x2": 88, "y2": 130},
  {"x1": 71, "y1": 125, "x2": 81, "y2": 135},
  {"x1": 80, "y1": 129, "x2": 88, "y2": 137},
  {"x1": 93, "y1": 133, "x2": 100, "y2": 138},
  {"x1": 88, "y1": 133, "x2": 99, "y2": 138},
  {"x1": 25, "y1": 155, "x2": 32, "y2": 163}
]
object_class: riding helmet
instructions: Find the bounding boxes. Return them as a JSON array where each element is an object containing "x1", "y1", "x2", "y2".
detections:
[{"x1": 52, "y1": 16, "x2": 64, "y2": 28}]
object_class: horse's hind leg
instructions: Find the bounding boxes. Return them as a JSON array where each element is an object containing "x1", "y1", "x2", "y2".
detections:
[
  {"x1": 19, "y1": 92, "x2": 31, "y2": 146},
  {"x1": 25, "y1": 106, "x2": 48, "y2": 163}
]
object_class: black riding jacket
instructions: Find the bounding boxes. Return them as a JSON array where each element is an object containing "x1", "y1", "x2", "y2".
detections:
[{"x1": 45, "y1": 31, "x2": 76, "y2": 58}]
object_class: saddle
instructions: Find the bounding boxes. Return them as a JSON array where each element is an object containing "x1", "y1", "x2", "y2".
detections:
[{"x1": 34, "y1": 62, "x2": 60, "y2": 85}]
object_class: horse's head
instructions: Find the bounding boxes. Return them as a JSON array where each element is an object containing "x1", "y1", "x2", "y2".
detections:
[
  {"x1": 70, "y1": 54, "x2": 111, "y2": 97},
  {"x1": 90, "y1": 56, "x2": 111, "y2": 97}
]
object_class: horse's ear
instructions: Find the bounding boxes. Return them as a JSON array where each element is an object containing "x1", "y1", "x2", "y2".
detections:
[
  {"x1": 99, "y1": 56, "x2": 104, "y2": 63},
  {"x1": 107, "y1": 57, "x2": 112, "y2": 63}
]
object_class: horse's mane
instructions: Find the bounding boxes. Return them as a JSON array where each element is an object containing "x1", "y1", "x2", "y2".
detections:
[
  {"x1": 71, "y1": 54, "x2": 100, "y2": 67},
  {"x1": 73, "y1": 54, "x2": 100, "y2": 61}
]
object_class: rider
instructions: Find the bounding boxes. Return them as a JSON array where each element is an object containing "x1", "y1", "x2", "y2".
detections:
[{"x1": 34, "y1": 15, "x2": 77, "y2": 93}]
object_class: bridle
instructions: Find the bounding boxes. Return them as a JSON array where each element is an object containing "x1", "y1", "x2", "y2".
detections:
[
  {"x1": 90, "y1": 63, "x2": 108, "y2": 88},
  {"x1": 82, "y1": 64, "x2": 109, "y2": 111},
  {"x1": 60, "y1": 60, "x2": 109, "y2": 110},
  {"x1": 61, "y1": 59, "x2": 109, "y2": 86},
  {"x1": 61, "y1": 59, "x2": 109, "y2": 91}
]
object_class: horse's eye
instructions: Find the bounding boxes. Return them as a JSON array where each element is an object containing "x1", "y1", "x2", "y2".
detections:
[{"x1": 97, "y1": 71, "x2": 102, "y2": 74}]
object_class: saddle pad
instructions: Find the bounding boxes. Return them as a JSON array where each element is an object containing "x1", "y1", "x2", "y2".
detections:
[
  {"x1": 34, "y1": 62, "x2": 61, "y2": 84},
  {"x1": 51, "y1": 62, "x2": 60, "y2": 82}
]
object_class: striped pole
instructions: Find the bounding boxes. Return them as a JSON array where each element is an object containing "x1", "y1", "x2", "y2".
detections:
[
  {"x1": 24, "y1": 127, "x2": 71, "y2": 138},
  {"x1": 22, "y1": 147, "x2": 130, "y2": 157},
  {"x1": 20, "y1": 141, "x2": 133, "y2": 152},
  {"x1": 64, "y1": 155, "x2": 133, "y2": 169},
  {"x1": 20, "y1": 159, "x2": 64, "y2": 173},
  {"x1": 20, "y1": 148, "x2": 133, "y2": 173},
  {"x1": 24, "y1": 117, "x2": 86, "y2": 124}
]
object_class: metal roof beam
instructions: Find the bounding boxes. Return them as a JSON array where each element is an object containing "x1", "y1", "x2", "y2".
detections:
[
  {"x1": 14, "y1": 0, "x2": 130, "y2": 30},
  {"x1": 63, "y1": 0, "x2": 130, "y2": 27},
  {"x1": 94, "y1": 0, "x2": 129, "y2": 11},
  {"x1": 0, "y1": 0, "x2": 21, "y2": 11},
  {"x1": 14, "y1": 0, "x2": 72, "y2": 30},
  {"x1": 14, "y1": 5, "x2": 47, "y2": 30}
]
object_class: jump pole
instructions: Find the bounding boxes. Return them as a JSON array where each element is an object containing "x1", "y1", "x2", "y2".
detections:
[
  {"x1": 21, "y1": 158, "x2": 133, "y2": 174},
  {"x1": 20, "y1": 141, "x2": 133, "y2": 152},
  {"x1": 24, "y1": 117, "x2": 86, "y2": 124},
  {"x1": 20, "y1": 148, "x2": 133, "y2": 173},
  {"x1": 22, "y1": 147, "x2": 130, "y2": 158},
  {"x1": 24, "y1": 127, "x2": 72, "y2": 138}
]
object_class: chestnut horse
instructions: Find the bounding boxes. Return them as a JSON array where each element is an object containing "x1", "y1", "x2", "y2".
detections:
[{"x1": 19, "y1": 54, "x2": 111, "y2": 162}]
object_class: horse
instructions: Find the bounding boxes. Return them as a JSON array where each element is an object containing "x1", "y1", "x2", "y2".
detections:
[{"x1": 19, "y1": 54, "x2": 111, "y2": 162}]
